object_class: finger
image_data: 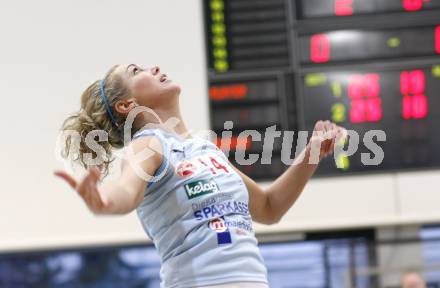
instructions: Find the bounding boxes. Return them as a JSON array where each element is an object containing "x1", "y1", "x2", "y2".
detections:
[
  {"x1": 332, "y1": 126, "x2": 344, "y2": 145},
  {"x1": 86, "y1": 167, "x2": 105, "y2": 209},
  {"x1": 94, "y1": 190, "x2": 107, "y2": 210},
  {"x1": 88, "y1": 176, "x2": 103, "y2": 208},
  {"x1": 82, "y1": 185, "x2": 98, "y2": 211},
  {"x1": 88, "y1": 187, "x2": 102, "y2": 211},
  {"x1": 340, "y1": 127, "x2": 348, "y2": 141},
  {"x1": 324, "y1": 120, "x2": 331, "y2": 133},
  {"x1": 323, "y1": 121, "x2": 334, "y2": 138},
  {"x1": 88, "y1": 167, "x2": 102, "y2": 198},
  {"x1": 316, "y1": 138, "x2": 329, "y2": 160},
  {"x1": 90, "y1": 166, "x2": 101, "y2": 183},
  {"x1": 321, "y1": 121, "x2": 328, "y2": 134},
  {"x1": 54, "y1": 170, "x2": 77, "y2": 189},
  {"x1": 313, "y1": 121, "x2": 324, "y2": 136},
  {"x1": 322, "y1": 125, "x2": 335, "y2": 151},
  {"x1": 328, "y1": 137, "x2": 336, "y2": 156},
  {"x1": 325, "y1": 123, "x2": 338, "y2": 138},
  {"x1": 325, "y1": 128, "x2": 339, "y2": 155},
  {"x1": 77, "y1": 169, "x2": 96, "y2": 200},
  {"x1": 335, "y1": 129, "x2": 346, "y2": 146},
  {"x1": 311, "y1": 134, "x2": 325, "y2": 156},
  {"x1": 331, "y1": 122, "x2": 338, "y2": 134}
]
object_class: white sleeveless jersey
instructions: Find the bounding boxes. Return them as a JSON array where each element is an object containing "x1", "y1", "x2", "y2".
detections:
[{"x1": 133, "y1": 128, "x2": 268, "y2": 288}]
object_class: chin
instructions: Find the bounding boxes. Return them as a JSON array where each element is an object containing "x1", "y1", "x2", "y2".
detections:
[
  {"x1": 167, "y1": 82, "x2": 181, "y2": 96},
  {"x1": 157, "y1": 83, "x2": 181, "y2": 104}
]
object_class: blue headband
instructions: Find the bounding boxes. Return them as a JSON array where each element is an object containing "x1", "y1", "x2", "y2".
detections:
[{"x1": 99, "y1": 80, "x2": 118, "y2": 126}]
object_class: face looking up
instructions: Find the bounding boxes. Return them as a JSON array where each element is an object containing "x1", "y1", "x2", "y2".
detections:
[{"x1": 112, "y1": 64, "x2": 181, "y2": 117}]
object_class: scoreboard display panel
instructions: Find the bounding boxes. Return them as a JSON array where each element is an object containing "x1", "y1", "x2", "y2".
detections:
[
  {"x1": 204, "y1": 0, "x2": 290, "y2": 73},
  {"x1": 204, "y1": 0, "x2": 440, "y2": 178},
  {"x1": 298, "y1": 0, "x2": 440, "y2": 19},
  {"x1": 208, "y1": 72, "x2": 295, "y2": 178},
  {"x1": 301, "y1": 63, "x2": 440, "y2": 174},
  {"x1": 300, "y1": 26, "x2": 440, "y2": 64}
]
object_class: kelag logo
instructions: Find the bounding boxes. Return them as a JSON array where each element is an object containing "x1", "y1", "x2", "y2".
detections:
[{"x1": 184, "y1": 179, "x2": 219, "y2": 199}]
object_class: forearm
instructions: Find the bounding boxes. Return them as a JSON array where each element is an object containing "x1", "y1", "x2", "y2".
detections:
[
  {"x1": 99, "y1": 180, "x2": 143, "y2": 215},
  {"x1": 265, "y1": 146, "x2": 318, "y2": 222},
  {"x1": 244, "y1": 121, "x2": 343, "y2": 225}
]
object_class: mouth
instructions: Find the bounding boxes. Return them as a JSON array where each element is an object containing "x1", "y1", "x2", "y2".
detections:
[{"x1": 160, "y1": 74, "x2": 169, "y2": 83}]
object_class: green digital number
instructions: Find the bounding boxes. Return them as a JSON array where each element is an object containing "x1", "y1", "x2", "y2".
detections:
[{"x1": 331, "y1": 103, "x2": 346, "y2": 123}]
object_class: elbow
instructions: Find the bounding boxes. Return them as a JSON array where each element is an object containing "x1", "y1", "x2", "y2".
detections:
[
  {"x1": 268, "y1": 214, "x2": 282, "y2": 225},
  {"x1": 252, "y1": 194, "x2": 283, "y2": 225},
  {"x1": 92, "y1": 199, "x2": 137, "y2": 216},
  {"x1": 263, "y1": 196, "x2": 282, "y2": 225},
  {"x1": 260, "y1": 212, "x2": 282, "y2": 225}
]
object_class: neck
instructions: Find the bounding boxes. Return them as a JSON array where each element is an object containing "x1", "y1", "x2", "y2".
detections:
[
  {"x1": 134, "y1": 95, "x2": 191, "y2": 138},
  {"x1": 154, "y1": 106, "x2": 190, "y2": 138}
]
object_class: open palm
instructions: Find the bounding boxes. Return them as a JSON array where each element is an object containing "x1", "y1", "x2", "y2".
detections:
[{"x1": 54, "y1": 167, "x2": 110, "y2": 214}]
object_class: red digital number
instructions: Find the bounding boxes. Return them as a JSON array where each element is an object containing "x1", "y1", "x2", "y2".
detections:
[
  {"x1": 402, "y1": 95, "x2": 428, "y2": 119},
  {"x1": 402, "y1": 96, "x2": 412, "y2": 119},
  {"x1": 310, "y1": 34, "x2": 330, "y2": 63},
  {"x1": 348, "y1": 75, "x2": 364, "y2": 99},
  {"x1": 348, "y1": 73, "x2": 382, "y2": 123},
  {"x1": 209, "y1": 84, "x2": 248, "y2": 101},
  {"x1": 350, "y1": 98, "x2": 383, "y2": 123},
  {"x1": 400, "y1": 70, "x2": 425, "y2": 95},
  {"x1": 366, "y1": 98, "x2": 383, "y2": 122},
  {"x1": 348, "y1": 74, "x2": 380, "y2": 99},
  {"x1": 335, "y1": 0, "x2": 354, "y2": 16},
  {"x1": 411, "y1": 95, "x2": 428, "y2": 119},
  {"x1": 403, "y1": 0, "x2": 423, "y2": 11},
  {"x1": 350, "y1": 99, "x2": 366, "y2": 123},
  {"x1": 436, "y1": 26, "x2": 440, "y2": 54},
  {"x1": 364, "y1": 73, "x2": 381, "y2": 98},
  {"x1": 400, "y1": 70, "x2": 428, "y2": 119}
]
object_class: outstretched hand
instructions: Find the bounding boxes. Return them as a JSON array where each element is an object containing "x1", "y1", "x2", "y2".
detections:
[
  {"x1": 54, "y1": 167, "x2": 111, "y2": 214},
  {"x1": 308, "y1": 120, "x2": 347, "y2": 163}
]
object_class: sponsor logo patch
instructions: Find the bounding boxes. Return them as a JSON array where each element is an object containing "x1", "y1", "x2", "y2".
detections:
[
  {"x1": 176, "y1": 160, "x2": 197, "y2": 177},
  {"x1": 184, "y1": 179, "x2": 219, "y2": 199},
  {"x1": 209, "y1": 217, "x2": 227, "y2": 233},
  {"x1": 208, "y1": 217, "x2": 232, "y2": 245},
  {"x1": 193, "y1": 201, "x2": 249, "y2": 220}
]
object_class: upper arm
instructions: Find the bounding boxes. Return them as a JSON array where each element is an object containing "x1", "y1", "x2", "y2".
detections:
[
  {"x1": 230, "y1": 165, "x2": 277, "y2": 225},
  {"x1": 118, "y1": 136, "x2": 164, "y2": 207}
]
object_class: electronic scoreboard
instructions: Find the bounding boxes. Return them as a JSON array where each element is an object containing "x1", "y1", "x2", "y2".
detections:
[{"x1": 204, "y1": 0, "x2": 440, "y2": 178}]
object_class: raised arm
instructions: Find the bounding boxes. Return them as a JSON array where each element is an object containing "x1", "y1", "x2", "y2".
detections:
[
  {"x1": 54, "y1": 136, "x2": 163, "y2": 215},
  {"x1": 234, "y1": 121, "x2": 345, "y2": 225}
]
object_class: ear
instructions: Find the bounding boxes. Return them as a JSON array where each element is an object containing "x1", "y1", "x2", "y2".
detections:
[{"x1": 114, "y1": 98, "x2": 138, "y2": 116}]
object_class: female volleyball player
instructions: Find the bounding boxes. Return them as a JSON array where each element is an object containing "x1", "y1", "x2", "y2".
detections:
[{"x1": 55, "y1": 64, "x2": 344, "y2": 288}]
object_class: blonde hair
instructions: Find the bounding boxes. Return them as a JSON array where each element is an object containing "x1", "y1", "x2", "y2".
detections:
[{"x1": 61, "y1": 65, "x2": 137, "y2": 177}]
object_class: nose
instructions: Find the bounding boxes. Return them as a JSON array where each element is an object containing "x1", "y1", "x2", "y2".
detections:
[{"x1": 151, "y1": 66, "x2": 160, "y2": 75}]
